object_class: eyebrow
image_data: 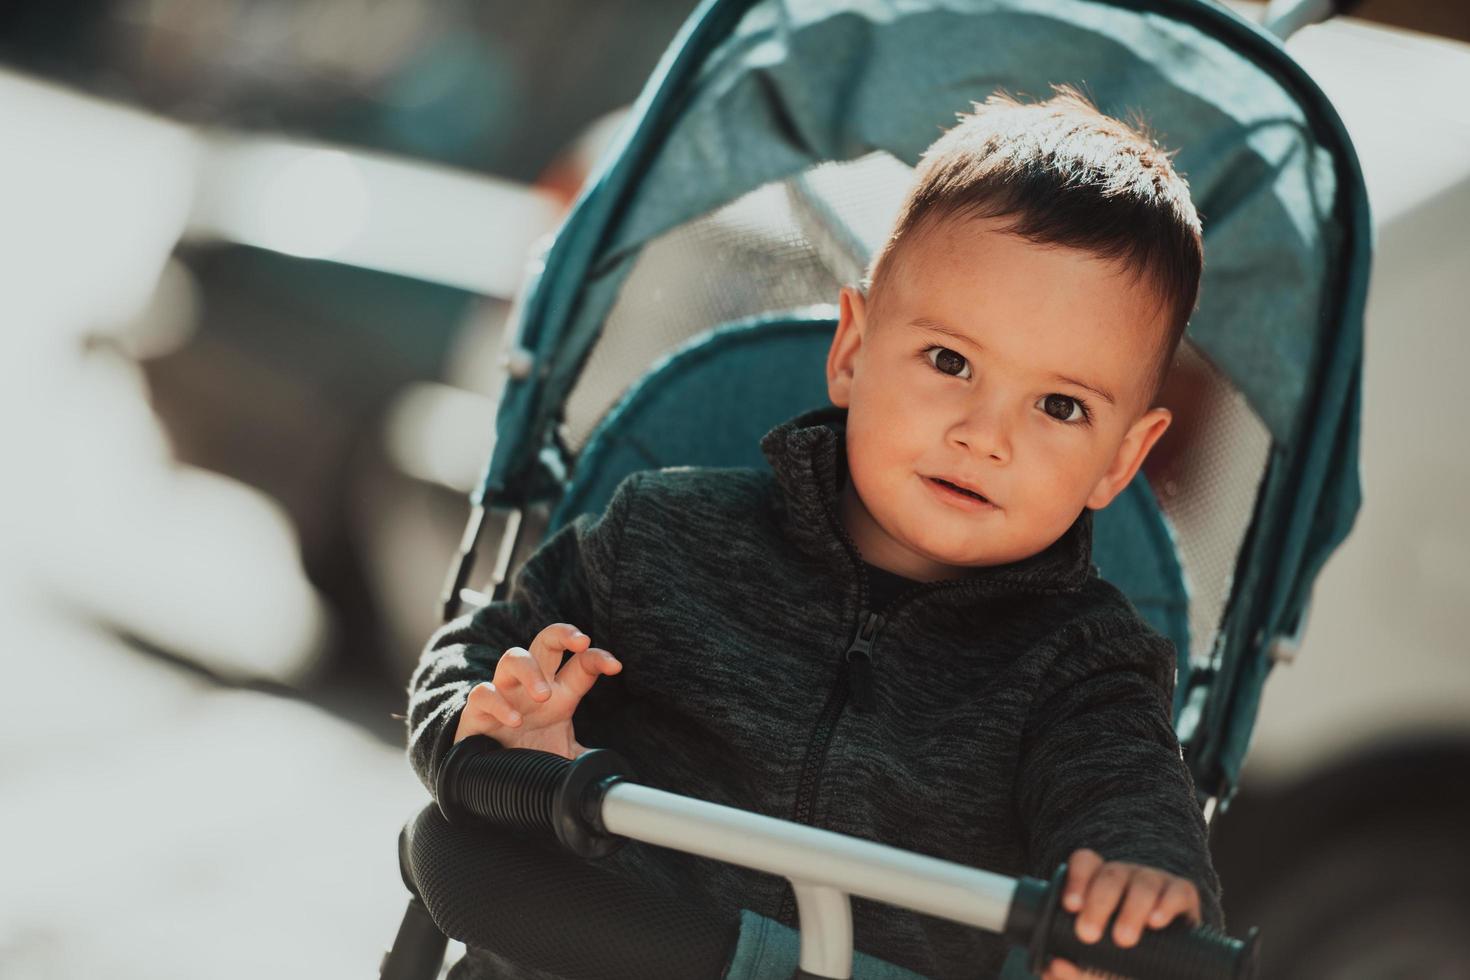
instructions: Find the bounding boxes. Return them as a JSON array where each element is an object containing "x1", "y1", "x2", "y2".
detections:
[
  {"x1": 1053, "y1": 373, "x2": 1117, "y2": 407},
  {"x1": 911, "y1": 317, "x2": 986, "y2": 352},
  {"x1": 909, "y1": 317, "x2": 1118, "y2": 407}
]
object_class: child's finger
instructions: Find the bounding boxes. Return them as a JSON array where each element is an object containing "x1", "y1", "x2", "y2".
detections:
[
  {"x1": 529, "y1": 623, "x2": 592, "y2": 676},
  {"x1": 494, "y1": 647, "x2": 554, "y2": 703},
  {"x1": 555, "y1": 646, "x2": 621, "y2": 701},
  {"x1": 1074, "y1": 862, "x2": 1131, "y2": 944},
  {"x1": 1111, "y1": 870, "x2": 1167, "y2": 947},
  {"x1": 1147, "y1": 878, "x2": 1202, "y2": 929},
  {"x1": 1042, "y1": 956, "x2": 1083, "y2": 979},
  {"x1": 1063, "y1": 849, "x2": 1104, "y2": 913},
  {"x1": 456, "y1": 681, "x2": 523, "y2": 740}
]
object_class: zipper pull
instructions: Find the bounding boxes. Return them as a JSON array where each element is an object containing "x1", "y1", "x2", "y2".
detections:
[{"x1": 844, "y1": 611, "x2": 882, "y2": 713}]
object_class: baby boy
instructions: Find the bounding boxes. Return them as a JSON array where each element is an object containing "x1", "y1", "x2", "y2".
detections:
[{"x1": 408, "y1": 86, "x2": 1223, "y2": 979}]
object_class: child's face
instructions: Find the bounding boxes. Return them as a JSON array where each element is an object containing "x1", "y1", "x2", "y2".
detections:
[{"x1": 826, "y1": 215, "x2": 1173, "y2": 582}]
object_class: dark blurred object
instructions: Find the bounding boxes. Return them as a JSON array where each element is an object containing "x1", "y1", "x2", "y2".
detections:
[
  {"x1": 1213, "y1": 742, "x2": 1470, "y2": 978},
  {"x1": 140, "y1": 243, "x2": 478, "y2": 671},
  {"x1": 1354, "y1": 0, "x2": 1470, "y2": 41},
  {"x1": 0, "y1": 0, "x2": 112, "y2": 74},
  {"x1": 0, "y1": 0, "x2": 699, "y2": 178}
]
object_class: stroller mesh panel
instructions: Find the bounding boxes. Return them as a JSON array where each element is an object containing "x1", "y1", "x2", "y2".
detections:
[
  {"x1": 560, "y1": 181, "x2": 844, "y2": 455},
  {"x1": 560, "y1": 153, "x2": 912, "y2": 454},
  {"x1": 1143, "y1": 343, "x2": 1272, "y2": 664},
  {"x1": 560, "y1": 153, "x2": 1271, "y2": 666}
]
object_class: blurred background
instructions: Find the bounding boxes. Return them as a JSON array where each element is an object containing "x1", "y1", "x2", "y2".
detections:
[{"x1": 1, "y1": 1, "x2": 1467, "y2": 978}]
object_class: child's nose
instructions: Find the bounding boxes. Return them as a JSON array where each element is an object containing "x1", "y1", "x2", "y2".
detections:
[{"x1": 947, "y1": 403, "x2": 1012, "y2": 463}]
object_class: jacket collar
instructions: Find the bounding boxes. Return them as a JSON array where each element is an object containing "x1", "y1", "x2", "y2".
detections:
[{"x1": 759, "y1": 406, "x2": 1095, "y2": 598}]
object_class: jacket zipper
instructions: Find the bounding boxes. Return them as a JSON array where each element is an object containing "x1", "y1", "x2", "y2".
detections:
[
  {"x1": 845, "y1": 609, "x2": 882, "y2": 713},
  {"x1": 775, "y1": 607, "x2": 884, "y2": 927}
]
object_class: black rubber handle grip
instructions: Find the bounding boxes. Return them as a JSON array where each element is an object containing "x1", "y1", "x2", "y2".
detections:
[
  {"x1": 435, "y1": 736, "x2": 632, "y2": 858},
  {"x1": 1005, "y1": 865, "x2": 1259, "y2": 979},
  {"x1": 1045, "y1": 912, "x2": 1258, "y2": 979}
]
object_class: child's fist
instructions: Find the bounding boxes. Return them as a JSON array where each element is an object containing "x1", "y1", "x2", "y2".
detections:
[
  {"x1": 1040, "y1": 848, "x2": 1201, "y2": 980},
  {"x1": 452, "y1": 622, "x2": 622, "y2": 760}
]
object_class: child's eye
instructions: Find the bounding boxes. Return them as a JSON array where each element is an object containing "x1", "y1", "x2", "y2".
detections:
[
  {"x1": 924, "y1": 346, "x2": 972, "y2": 380},
  {"x1": 1038, "y1": 393, "x2": 1089, "y2": 424}
]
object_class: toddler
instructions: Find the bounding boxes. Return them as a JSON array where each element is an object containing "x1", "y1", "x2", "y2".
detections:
[{"x1": 408, "y1": 86, "x2": 1222, "y2": 979}]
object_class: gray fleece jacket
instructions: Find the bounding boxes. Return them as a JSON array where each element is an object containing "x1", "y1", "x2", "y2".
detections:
[{"x1": 406, "y1": 407, "x2": 1224, "y2": 978}]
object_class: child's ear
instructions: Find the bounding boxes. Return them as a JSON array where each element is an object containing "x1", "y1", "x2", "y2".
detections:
[
  {"x1": 1085, "y1": 407, "x2": 1172, "y2": 510},
  {"x1": 827, "y1": 286, "x2": 868, "y2": 408}
]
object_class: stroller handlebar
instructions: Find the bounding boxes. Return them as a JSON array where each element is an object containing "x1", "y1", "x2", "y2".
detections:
[{"x1": 433, "y1": 738, "x2": 1258, "y2": 980}]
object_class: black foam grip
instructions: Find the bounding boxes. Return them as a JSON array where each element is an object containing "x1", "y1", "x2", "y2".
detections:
[
  {"x1": 1044, "y1": 912, "x2": 1259, "y2": 980},
  {"x1": 443, "y1": 744, "x2": 568, "y2": 834},
  {"x1": 404, "y1": 804, "x2": 738, "y2": 980},
  {"x1": 436, "y1": 740, "x2": 629, "y2": 859}
]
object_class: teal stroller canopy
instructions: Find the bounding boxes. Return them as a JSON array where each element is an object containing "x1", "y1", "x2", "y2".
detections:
[{"x1": 461, "y1": 0, "x2": 1370, "y2": 807}]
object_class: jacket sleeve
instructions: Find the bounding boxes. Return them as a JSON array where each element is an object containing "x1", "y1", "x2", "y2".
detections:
[
  {"x1": 1014, "y1": 627, "x2": 1225, "y2": 929},
  {"x1": 404, "y1": 473, "x2": 641, "y2": 796}
]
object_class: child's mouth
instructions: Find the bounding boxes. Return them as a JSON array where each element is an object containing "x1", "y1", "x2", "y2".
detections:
[{"x1": 928, "y1": 477, "x2": 997, "y2": 509}]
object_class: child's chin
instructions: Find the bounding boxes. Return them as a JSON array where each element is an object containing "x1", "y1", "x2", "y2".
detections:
[
  {"x1": 913, "y1": 531, "x2": 1026, "y2": 570},
  {"x1": 913, "y1": 538, "x2": 1002, "y2": 570}
]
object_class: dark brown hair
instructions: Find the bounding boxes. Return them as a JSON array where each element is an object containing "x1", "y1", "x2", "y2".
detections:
[{"x1": 867, "y1": 85, "x2": 1202, "y2": 401}]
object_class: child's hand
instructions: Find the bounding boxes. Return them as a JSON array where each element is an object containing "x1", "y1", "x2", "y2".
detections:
[
  {"x1": 1040, "y1": 848, "x2": 1202, "y2": 980},
  {"x1": 452, "y1": 623, "x2": 622, "y2": 760}
]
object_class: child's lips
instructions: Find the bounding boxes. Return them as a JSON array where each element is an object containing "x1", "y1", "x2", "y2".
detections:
[{"x1": 925, "y1": 475, "x2": 999, "y2": 510}]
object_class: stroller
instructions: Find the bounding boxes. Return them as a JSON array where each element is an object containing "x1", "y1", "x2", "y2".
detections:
[{"x1": 382, "y1": 0, "x2": 1369, "y2": 975}]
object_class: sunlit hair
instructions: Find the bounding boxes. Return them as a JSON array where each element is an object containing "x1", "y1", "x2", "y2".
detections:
[{"x1": 866, "y1": 85, "x2": 1202, "y2": 401}]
